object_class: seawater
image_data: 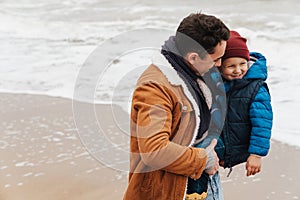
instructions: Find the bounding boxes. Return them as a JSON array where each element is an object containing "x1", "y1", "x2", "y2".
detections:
[{"x1": 1, "y1": 0, "x2": 300, "y2": 146}]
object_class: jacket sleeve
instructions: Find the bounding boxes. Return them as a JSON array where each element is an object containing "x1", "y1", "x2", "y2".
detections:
[
  {"x1": 248, "y1": 85, "x2": 273, "y2": 156},
  {"x1": 132, "y1": 82, "x2": 206, "y2": 179}
]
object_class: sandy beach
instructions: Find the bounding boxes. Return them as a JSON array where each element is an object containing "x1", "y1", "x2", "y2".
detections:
[{"x1": 0, "y1": 93, "x2": 299, "y2": 200}]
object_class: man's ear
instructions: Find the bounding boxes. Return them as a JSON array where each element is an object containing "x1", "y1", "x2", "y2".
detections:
[{"x1": 185, "y1": 52, "x2": 199, "y2": 65}]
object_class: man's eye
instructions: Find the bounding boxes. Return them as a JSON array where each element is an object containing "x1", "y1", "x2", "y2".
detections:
[{"x1": 214, "y1": 58, "x2": 221, "y2": 63}]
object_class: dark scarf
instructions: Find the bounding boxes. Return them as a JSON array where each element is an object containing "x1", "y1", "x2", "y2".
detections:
[{"x1": 161, "y1": 36, "x2": 211, "y2": 139}]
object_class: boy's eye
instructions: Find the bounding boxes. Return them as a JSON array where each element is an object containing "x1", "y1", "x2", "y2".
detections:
[{"x1": 224, "y1": 65, "x2": 235, "y2": 68}]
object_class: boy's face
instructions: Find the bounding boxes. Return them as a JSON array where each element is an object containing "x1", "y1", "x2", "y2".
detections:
[{"x1": 219, "y1": 57, "x2": 248, "y2": 80}]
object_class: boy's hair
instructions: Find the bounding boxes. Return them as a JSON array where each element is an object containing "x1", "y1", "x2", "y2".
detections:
[{"x1": 175, "y1": 13, "x2": 230, "y2": 59}]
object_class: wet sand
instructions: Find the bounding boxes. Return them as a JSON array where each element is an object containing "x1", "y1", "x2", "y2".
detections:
[{"x1": 0, "y1": 93, "x2": 299, "y2": 200}]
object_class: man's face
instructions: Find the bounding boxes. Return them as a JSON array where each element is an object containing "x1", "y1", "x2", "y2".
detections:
[
  {"x1": 219, "y1": 57, "x2": 248, "y2": 81},
  {"x1": 186, "y1": 40, "x2": 227, "y2": 76}
]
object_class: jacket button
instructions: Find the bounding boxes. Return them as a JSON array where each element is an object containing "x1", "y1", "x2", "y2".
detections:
[{"x1": 182, "y1": 105, "x2": 188, "y2": 111}]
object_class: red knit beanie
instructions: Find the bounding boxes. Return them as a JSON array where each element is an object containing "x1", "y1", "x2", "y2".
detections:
[{"x1": 222, "y1": 30, "x2": 250, "y2": 61}]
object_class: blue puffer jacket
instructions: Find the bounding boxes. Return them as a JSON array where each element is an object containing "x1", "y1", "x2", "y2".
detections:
[
  {"x1": 195, "y1": 52, "x2": 273, "y2": 168},
  {"x1": 221, "y1": 52, "x2": 273, "y2": 168}
]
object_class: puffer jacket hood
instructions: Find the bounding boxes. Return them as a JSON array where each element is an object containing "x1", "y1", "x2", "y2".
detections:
[{"x1": 244, "y1": 52, "x2": 268, "y2": 81}]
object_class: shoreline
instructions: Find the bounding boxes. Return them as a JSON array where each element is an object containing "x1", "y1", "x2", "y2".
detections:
[{"x1": 0, "y1": 92, "x2": 299, "y2": 199}]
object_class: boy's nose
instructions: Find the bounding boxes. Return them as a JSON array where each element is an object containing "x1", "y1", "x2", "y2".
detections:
[{"x1": 234, "y1": 66, "x2": 242, "y2": 73}]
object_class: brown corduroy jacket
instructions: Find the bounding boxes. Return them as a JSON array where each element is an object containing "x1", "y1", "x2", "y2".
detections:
[{"x1": 123, "y1": 53, "x2": 212, "y2": 200}]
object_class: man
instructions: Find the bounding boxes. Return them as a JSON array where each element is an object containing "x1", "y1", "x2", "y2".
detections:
[{"x1": 123, "y1": 13, "x2": 230, "y2": 200}]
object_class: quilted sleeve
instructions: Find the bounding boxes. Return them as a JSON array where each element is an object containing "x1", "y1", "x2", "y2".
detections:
[{"x1": 248, "y1": 85, "x2": 273, "y2": 156}]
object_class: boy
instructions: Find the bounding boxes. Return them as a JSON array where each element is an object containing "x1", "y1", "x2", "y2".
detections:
[{"x1": 186, "y1": 30, "x2": 273, "y2": 200}]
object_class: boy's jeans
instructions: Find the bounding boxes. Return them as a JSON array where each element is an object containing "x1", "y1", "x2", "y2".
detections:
[
  {"x1": 206, "y1": 172, "x2": 224, "y2": 200},
  {"x1": 193, "y1": 137, "x2": 225, "y2": 200}
]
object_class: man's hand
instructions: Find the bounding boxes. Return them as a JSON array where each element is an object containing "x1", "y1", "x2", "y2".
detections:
[
  {"x1": 246, "y1": 154, "x2": 262, "y2": 176},
  {"x1": 204, "y1": 139, "x2": 219, "y2": 175}
]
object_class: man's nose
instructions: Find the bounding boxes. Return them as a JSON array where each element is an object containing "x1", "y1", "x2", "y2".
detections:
[{"x1": 215, "y1": 59, "x2": 222, "y2": 67}]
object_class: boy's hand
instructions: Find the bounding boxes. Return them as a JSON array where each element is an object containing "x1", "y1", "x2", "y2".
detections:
[{"x1": 246, "y1": 154, "x2": 262, "y2": 176}]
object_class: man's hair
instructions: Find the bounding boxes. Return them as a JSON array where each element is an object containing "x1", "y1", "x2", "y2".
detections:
[{"x1": 175, "y1": 13, "x2": 230, "y2": 58}]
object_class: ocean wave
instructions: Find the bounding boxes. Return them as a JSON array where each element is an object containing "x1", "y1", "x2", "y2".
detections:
[{"x1": 1, "y1": 0, "x2": 300, "y2": 147}]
